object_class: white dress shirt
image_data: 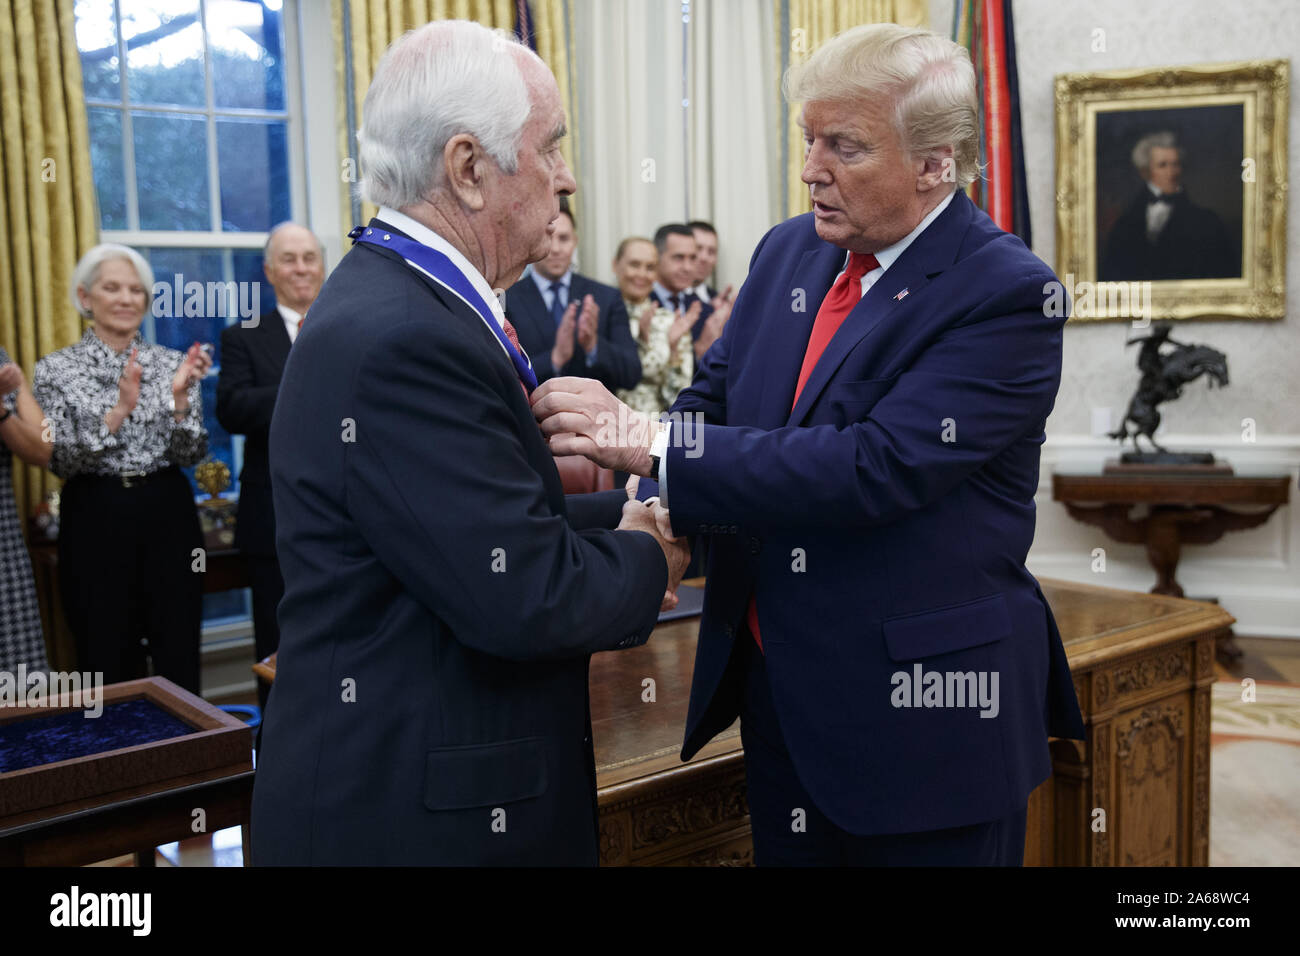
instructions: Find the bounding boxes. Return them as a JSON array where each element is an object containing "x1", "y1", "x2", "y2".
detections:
[{"x1": 1145, "y1": 183, "x2": 1179, "y2": 242}]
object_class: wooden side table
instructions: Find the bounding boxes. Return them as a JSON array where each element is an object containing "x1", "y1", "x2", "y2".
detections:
[{"x1": 1052, "y1": 465, "x2": 1290, "y2": 661}]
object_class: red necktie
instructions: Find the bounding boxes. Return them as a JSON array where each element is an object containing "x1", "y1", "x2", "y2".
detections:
[
  {"x1": 500, "y1": 316, "x2": 531, "y2": 398},
  {"x1": 746, "y1": 251, "x2": 880, "y2": 652}
]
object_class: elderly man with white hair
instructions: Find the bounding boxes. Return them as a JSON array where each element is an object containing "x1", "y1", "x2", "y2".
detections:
[
  {"x1": 532, "y1": 23, "x2": 1086, "y2": 865},
  {"x1": 1099, "y1": 129, "x2": 1235, "y2": 281},
  {"x1": 217, "y1": 221, "x2": 325, "y2": 702},
  {"x1": 250, "y1": 20, "x2": 688, "y2": 866}
]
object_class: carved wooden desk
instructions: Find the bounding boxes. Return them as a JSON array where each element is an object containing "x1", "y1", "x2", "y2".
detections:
[
  {"x1": 591, "y1": 578, "x2": 1231, "y2": 867},
  {"x1": 255, "y1": 578, "x2": 1230, "y2": 866}
]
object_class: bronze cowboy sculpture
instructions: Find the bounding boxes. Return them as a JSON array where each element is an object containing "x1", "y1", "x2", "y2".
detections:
[{"x1": 1109, "y1": 321, "x2": 1229, "y2": 463}]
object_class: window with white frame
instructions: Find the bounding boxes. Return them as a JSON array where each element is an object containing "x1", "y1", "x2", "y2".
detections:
[{"x1": 74, "y1": 0, "x2": 305, "y2": 628}]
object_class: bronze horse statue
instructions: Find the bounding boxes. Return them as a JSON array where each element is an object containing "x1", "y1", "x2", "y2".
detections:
[{"x1": 1109, "y1": 323, "x2": 1229, "y2": 454}]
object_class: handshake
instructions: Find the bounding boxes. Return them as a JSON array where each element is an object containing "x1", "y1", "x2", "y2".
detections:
[{"x1": 532, "y1": 377, "x2": 691, "y2": 612}]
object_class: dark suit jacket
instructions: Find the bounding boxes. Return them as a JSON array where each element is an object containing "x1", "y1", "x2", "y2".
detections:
[
  {"x1": 505, "y1": 273, "x2": 640, "y2": 389},
  {"x1": 250, "y1": 220, "x2": 667, "y2": 865},
  {"x1": 651, "y1": 288, "x2": 713, "y2": 343},
  {"x1": 1099, "y1": 189, "x2": 1237, "y2": 281},
  {"x1": 216, "y1": 310, "x2": 292, "y2": 556},
  {"x1": 645, "y1": 191, "x2": 1085, "y2": 836}
]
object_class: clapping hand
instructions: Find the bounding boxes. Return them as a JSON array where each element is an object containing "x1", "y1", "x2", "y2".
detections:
[
  {"x1": 551, "y1": 301, "x2": 577, "y2": 369},
  {"x1": 576, "y1": 294, "x2": 599, "y2": 354},
  {"x1": 171, "y1": 342, "x2": 212, "y2": 413},
  {"x1": 669, "y1": 301, "x2": 698, "y2": 354},
  {"x1": 620, "y1": 475, "x2": 689, "y2": 612},
  {"x1": 0, "y1": 362, "x2": 24, "y2": 396},
  {"x1": 695, "y1": 285, "x2": 735, "y2": 359}
]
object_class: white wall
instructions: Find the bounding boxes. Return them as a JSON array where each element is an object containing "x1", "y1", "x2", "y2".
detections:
[{"x1": 932, "y1": 0, "x2": 1300, "y2": 635}]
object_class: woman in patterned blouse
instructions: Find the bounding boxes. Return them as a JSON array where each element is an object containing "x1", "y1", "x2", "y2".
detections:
[
  {"x1": 612, "y1": 237, "x2": 695, "y2": 418},
  {"x1": 33, "y1": 244, "x2": 212, "y2": 693},
  {"x1": 0, "y1": 349, "x2": 53, "y2": 674}
]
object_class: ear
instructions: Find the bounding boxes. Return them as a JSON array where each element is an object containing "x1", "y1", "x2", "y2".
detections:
[
  {"x1": 444, "y1": 133, "x2": 488, "y2": 211},
  {"x1": 263, "y1": 260, "x2": 273, "y2": 283},
  {"x1": 916, "y1": 145, "x2": 955, "y2": 193},
  {"x1": 76, "y1": 285, "x2": 91, "y2": 313}
]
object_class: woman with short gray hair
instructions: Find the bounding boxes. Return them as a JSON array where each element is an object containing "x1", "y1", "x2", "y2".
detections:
[{"x1": 33, "y1": 244, "x2": 213, "y2": 693}]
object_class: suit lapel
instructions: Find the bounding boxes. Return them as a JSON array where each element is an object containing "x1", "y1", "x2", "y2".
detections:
[
  {"x1": 509, "y1": 275, "x2": 550, "y2": 354},
  {"x1": 786, "y1": 193, "x2": 973, "y2": 426},
  {"x1": 264, "y1": 309, "x2": 292, "y2": 369},
  {"x1": 757, "y1": 245, "x2": 840, "y2": 428}
]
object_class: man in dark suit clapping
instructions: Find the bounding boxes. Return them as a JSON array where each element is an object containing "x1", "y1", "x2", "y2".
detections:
[
  {"x1": 217, "y1": 222, "x2": 324, "y2": 699},
  {"x1": 504, "y1": 198, "x2": 640, "y2": 391}
]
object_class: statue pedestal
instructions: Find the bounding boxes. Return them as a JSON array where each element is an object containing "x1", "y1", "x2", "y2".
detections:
[{"x1": 1104, "y1": 457, "x2": 1233, "y2": 475}]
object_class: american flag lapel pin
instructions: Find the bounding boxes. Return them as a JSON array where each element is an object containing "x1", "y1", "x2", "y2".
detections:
[{"x1": 894, "y1": 288, "x2": 910, "y2": 301}]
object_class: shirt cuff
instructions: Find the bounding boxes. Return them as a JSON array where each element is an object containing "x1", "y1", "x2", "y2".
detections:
[
  {"x1": 655, "y1": 420, "x2": 670, "y2": 509},
  {"x1": 584, "y1": 345, "x2": 598, "y2": 365}
]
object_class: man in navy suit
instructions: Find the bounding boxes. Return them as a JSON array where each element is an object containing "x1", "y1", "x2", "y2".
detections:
[
  {"x1": 217, "y1": 222, "x2": 325, "y2": 695},
  {"x1": 504, "y1": 199, "x2": 640, "y2": 391},
  {"x1": 650, "y1": 223, "x2": 733, "y2": 361},
  {"x1": 533, "y1": 23, "x2": 1085, "y2": 866},
  {"x1": 251, "y1": 20, "x2": 688, "y2": 866}
]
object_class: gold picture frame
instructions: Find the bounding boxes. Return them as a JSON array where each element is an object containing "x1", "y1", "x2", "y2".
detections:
[{"x1": 1055, "y1": 59, "x2": 1288, "y2": 322}]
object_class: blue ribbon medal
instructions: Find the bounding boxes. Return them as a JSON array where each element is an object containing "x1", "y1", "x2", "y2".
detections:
[{"x1": 349, "y1": 223, "x2": 538, "y2": 392}]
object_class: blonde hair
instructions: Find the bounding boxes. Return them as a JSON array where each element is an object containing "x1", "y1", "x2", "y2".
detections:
[{"x1": 784, "y1": 23, "x2": 980, "y2": 188}]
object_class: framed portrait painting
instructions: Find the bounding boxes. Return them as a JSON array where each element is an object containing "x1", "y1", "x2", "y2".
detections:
[{"x1": 1055, "y1": 60, "x2": 1288, "y2": 322}]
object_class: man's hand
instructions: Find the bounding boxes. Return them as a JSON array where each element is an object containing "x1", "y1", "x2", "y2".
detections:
[
  {"x1": 531, "y1": 377, "x2": 657, "y2": 476},
  {"x1": 0, "y1": 362, "x2": 24, "y2": 396},
  {"x1": 619, "y1": 477, "x2": 689, "y2": 611},
  {"x1": 576, "y1": 293, "x2": 599, "y2": 354},
  {"x1": 668, "y1": 301, "x2": 698, "y2": 354},
  {"x1": 550, "y1": 301, "x2": 577, "y2": 370},
  {"x1": 694, "y1": 285, "x2": 734, "y2": 359}
]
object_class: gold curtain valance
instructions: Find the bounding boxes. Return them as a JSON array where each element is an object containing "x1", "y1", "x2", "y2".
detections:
[{"x1": 331, "y1": 0, "x2": 578, "y2": 235}]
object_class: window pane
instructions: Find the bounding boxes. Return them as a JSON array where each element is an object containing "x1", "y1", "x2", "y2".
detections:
[
  {"x1": 123, "y1": 0, "x2": 205, "y2": 107},
  {"x1": 75, "y1": 0, "x2": 121, "y2": 102},
  {"x1": 208, "y1": 0, "x2": 286, "y2": 111},
  {"x1": 87, "y1": 108, "x2": 127, "y2": 229},
  {"x1": 217, "y1": 118, "x2": 290, "y2": 231},
  {"x1": 133, "y1": 111, "x2": 210, "y2": 230}
]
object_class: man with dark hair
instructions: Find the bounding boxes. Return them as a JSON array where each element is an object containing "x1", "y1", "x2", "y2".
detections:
[
  {"x1": 687, "y1": 219, "x2": 719, "y2": 301},
  {"x1": 505, "y1": 197, "x2": 640, "y2": 390},
  {"x1": 651, "y1": 223, "x2": 732, "y2": 360}
]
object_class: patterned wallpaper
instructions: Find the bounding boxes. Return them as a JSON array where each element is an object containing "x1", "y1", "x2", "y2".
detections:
[{"x1": 932, "y1": 0, "x2": 1300, "y2": 441}]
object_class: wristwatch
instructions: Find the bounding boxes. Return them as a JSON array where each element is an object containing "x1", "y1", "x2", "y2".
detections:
[
  {"x1": 648, "y1": 420, "x2": 671, "y2": 481},
  {"x1": 168, "y1": 394, "x2": 188, "y2": 415}
]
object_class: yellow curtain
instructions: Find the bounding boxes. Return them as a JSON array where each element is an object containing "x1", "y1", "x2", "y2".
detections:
[
  {"x1": 0, "y1": 0, "x2": 98, "y2": 520},
  {"x1": 331, "y1": 0, "x2": 578, "y2": 235},
  {"x1": 781, "y1": 0, "x2": 929, "y2": 218}
]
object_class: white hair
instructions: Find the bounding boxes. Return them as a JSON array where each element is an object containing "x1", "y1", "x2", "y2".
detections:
[
  {"x1": 1131, "y1": 131, "x2": 1181, "y2": 174},
  {"x1": 69, "y1": 243, "x2": 155, "y2": 318},
  {"x1": 784, "y1": 23, "x2": 981, "y2": 189},
  {"x1": 359, "y1": 20, "x2": 535, "y2": 208}
]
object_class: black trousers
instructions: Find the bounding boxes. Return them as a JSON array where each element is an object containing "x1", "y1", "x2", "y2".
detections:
[
  {"x1": 735, "y1": 634, "x2": 1028, "y2": 866},
  {"x1": 58, "y1": 467, "x2": 203, "y2": 695},
  {"x1": 244, "y1": 553, "x2": 284, "y2": 710}
]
